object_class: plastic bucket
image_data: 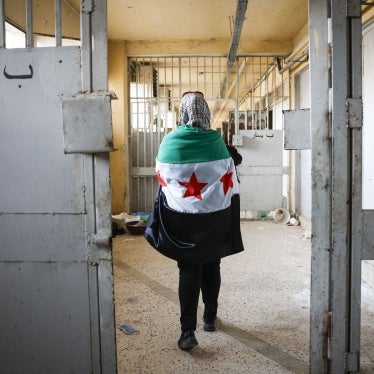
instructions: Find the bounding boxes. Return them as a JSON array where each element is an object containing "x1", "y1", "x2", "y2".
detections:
[{"x1": 273, "y1": 209, "x2": 290, "y2": 224}]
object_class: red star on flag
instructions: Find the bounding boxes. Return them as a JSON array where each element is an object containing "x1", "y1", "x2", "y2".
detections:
[
  {"x1": 220, "y1": 172, "x2": 233, "y2": 195},
  {"x1": 179, "y1": 172, "x2": 207, "y2": 200},
  {"x1": 157, "y1": 171, "x2": 167, "y2": 186}
]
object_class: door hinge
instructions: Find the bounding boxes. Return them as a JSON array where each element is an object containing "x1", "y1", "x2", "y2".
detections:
[
  {"x1": 327, "y1": 311, "x2": 332, "y2": 360},
  {"x1": 345, "y1": 351, "x2": 359, "y2": 372},
  {"x1": 92, "y1": 231, "x2": 111, "y2": 248},
  {"x1": 346, "y1": 98, "x2": 363, "y2": 129},
  {"x1": 81, "y1": 0, "x2": 94, "y2": 14},
  {"x1": 346, "y1": 0, "x2": 361, "y2": 17}
]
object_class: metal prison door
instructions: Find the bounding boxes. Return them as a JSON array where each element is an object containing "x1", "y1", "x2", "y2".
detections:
[
  {"x1": 0, "y1": 1, "x2": 116, "y2": 373},
  {"x1": 309, "y1": 1, "x2": 374, "y2": 373}
]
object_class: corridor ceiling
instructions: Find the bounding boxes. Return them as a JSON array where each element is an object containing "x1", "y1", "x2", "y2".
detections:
[
  {"x1": 67, "y1": 0, "x2": 308, "y2": 54},
  {"x1": 101, "y1": 0, "x2": 308, "y2": 129},
  {"x1": 106, "y1": 0, "x2": 308, "y2": 46},
  {"x1": 101, "y1": 0, "x2": 309, "y2": 128}
]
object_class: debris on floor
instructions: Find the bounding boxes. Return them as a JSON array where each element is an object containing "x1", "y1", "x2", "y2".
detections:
[{"x1": 119, "y1": 324, "x2": 139, "y2": 335}]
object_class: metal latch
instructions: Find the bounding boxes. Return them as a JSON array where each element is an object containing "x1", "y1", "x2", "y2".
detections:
[
  {"x1": 232, "y1": 134, "x2": 243, "y2": 147},
  {"x1": 345, "y1": 351, "x2": 359, "y2": 372},
  {"x1": 346, "y1": 98, "x2": 363, "y2": 129},
  {"x1": 62, "y1": 90, "x2": 117, "y2": 154},
  {"x1": 283, "y1": 109, "x2": 311, "y2": 150}
]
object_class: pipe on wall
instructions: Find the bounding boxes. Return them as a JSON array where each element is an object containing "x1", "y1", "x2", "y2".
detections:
[{"x1": 219, "y1": 0, "x2": 248, "y2": 98}]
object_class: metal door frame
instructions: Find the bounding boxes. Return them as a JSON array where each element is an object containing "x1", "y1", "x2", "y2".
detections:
[{"x1": 82, "y1": 1, "x2": 116, "y2": 371}]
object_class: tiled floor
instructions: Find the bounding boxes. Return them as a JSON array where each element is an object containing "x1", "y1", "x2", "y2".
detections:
[{"x1": 112, "y1": 220, "x2": 374, "y2": 373}]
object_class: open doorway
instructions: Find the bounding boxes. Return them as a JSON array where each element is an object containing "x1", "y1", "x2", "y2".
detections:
[
  {"x1": 112, "y1": 53, "x2": 313, "y2": 372},
  {"x1": 109, "y1": 2, "x2": 374, "y2": 372}
]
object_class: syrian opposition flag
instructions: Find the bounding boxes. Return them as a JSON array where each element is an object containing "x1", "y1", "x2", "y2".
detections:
[{"x1": 145, "y1": 125, "x2": 244, "y2": 265}]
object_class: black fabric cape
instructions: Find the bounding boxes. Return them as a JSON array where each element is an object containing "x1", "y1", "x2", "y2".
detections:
[{"x1": 144, "y1": 187, "x2": 244, "y2": 265}]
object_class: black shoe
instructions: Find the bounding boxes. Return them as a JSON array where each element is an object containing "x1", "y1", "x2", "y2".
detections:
[
  {"x1": 203, "y1": 319, "x2": 216, "y2": 332},
  {"x1": 178, "y1": 330, "x2": 198, "y2": 350}
]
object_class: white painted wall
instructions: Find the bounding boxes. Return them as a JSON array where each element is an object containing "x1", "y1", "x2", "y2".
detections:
[
  {"x1": 363, "y1": 23, "x2": 374, "y2": 210},
  {"x1": 274, "y1": 99, "x2": 290, "y2": 205},
  {"x1": 362, "y1": 22, "x2": 374, "y2": 289},
  {"x1": 296, "y1": 68, "x2": 311, "y2": 221}
]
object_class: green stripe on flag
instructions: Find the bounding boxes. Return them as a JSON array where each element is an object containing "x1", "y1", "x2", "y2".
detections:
[{"x1": 157, "y1": 125, "x2": 229, "y2": 164}]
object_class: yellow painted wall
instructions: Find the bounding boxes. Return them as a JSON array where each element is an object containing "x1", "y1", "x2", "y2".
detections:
[
  {"x1": 126, "y1": 38, "x2": 292, "y2": 56},
  {"x1": 108, "y1": 40, "x2": 129, "y2": 215},
  {"x1": 363, "y1": 5, "x2": 374, "y2": 24}
]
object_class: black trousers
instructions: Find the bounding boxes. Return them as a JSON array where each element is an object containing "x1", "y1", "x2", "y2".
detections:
[{"x1": 177, "y1": 259, "x2": 221, "y2": 332}]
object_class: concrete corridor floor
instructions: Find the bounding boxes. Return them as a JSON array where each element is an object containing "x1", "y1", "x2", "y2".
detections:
[{"x1": 112, "y1": 220, "x2": 374, "y2": 373}]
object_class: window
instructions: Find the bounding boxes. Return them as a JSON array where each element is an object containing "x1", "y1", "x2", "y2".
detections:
[{"x1": 5, "y1": 22, "x2": 25, "y2": 48}]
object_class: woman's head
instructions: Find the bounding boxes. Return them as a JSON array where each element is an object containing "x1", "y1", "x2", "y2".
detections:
[{"x1": 178, "y1": 92, "x2": 210, "y2": 129}]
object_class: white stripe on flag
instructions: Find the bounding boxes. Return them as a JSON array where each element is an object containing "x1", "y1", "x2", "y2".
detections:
[{"x1": 156, "y1": 158, "x2": 239, "y2": 213}]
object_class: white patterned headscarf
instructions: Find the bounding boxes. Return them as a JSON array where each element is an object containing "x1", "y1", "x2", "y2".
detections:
[{"x1": 178, "y1": 93, "x2": 211, "y2": 130}]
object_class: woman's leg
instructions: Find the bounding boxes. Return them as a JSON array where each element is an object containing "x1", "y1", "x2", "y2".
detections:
[
  {"x1": 177, "y1": 262, "x2": 202, "y2": 332},
  {"x1": 201, "y1": 259, "x2": 221, "y2": 323}
]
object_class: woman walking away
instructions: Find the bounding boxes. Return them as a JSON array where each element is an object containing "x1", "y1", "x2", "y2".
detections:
[{"x1": 145, "y1": 91, "x2": 244, "y2": 349}]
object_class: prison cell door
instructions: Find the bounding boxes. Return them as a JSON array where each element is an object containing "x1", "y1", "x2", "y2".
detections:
[
  {"x1": 235, "y1": 129, "x2": 284, "y2": 213},
  {"x1": 0, "y1": 1, "x2": 116, "y2": 373},
  {"x1": 309, "y1": 1, "x2": 374, "y2": 372}
]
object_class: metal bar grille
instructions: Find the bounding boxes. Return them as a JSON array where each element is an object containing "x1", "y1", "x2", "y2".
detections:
[
  {"x1": 55, "y1": 0, "x2": 62, "y2": 46},
  {"x1": 80, "y1": 8, "x2": 91, "y2": 91},
  {"x1": 128, "y1": 55, "x2": 288, "y2": 213},
  {"x1": 26, "y1": 0, "x2": 34, "y2": 48},
  {"x1": 0, "y1": 0, "x2": 5, "y2": 48},
  {"x1": 4, "y1": 1, "x2": 81, "y2": 49},
  {"x1": 236, "y1": 56, "x2": 286, "y2": 131}
]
